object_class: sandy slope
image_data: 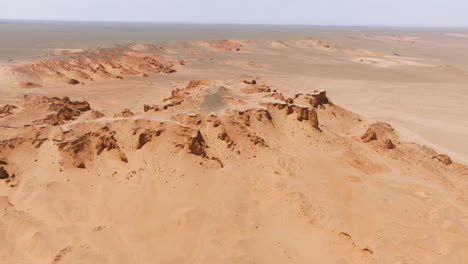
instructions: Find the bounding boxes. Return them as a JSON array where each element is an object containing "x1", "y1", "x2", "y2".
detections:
[{"x1": 1, "y1": 34, "x2": 468, "y2": 264}]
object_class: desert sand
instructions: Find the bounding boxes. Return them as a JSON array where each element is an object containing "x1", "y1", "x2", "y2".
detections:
[{"x1": 1, "y1": 32, "x2": 468, "y2": 264}]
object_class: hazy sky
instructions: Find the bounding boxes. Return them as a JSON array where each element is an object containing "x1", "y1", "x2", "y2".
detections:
[{"x1": 1, "y1": 0, "x2": 468, "y2": 26}]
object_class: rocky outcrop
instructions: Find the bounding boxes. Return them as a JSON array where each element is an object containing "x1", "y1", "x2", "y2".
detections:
[
  {"x1": 163, "y1": 80, "x2": 215, "y2": 104},
  {"x1": 383, "y1": 139, "x2": 396, "y2": 149},
  {"x1": 57, "y1": 131, "x2": 127, "y2": 168},
  {"x1": 241, "y1": 84, "x2": 272, "y2": 94},
  {"x1": 86, "y1": 110, "x2": 105, "y2": 120},
  {"x1": 187, "y1": 131, "x2": 207, "y2": 156},
  {"x1": 208, "y1": 40, "x2": 243, "y2": 52},
  {"x1": 115, "y1": 108, "x2": 134, "y2": 118},
  {"x1": 361, "y1": 122, "x2": 397, "y2": 143},
  {"x1": 185, "y1": 80, "x2": 216, "y2": 90},
  {"x1": 225, "y1": 108, "x2": 273, "y2": 127},
  {"x1": 293, "y1": 90, "x2": 329, "y2": 108},
  {"x1": 135, "y1": 129, "x2": 164, "y2": 149},
  {"x1": 432, "y1": 154, "x2": 452, "y2": 165},
  {"x1": 264, "y1": 92, "x2": 286, "y2": 101},
  {"x1": 217, "y1": 127, "x2": 235, "y2": 148},
  {"x1": 13, "y1": 46, "x2": 177, "y2": 87},
  {"x1": 143, "y1": 104, "x2": 160, "y2": 112},
  {"x1": 67, "y1": 79, "x2": 81, "y2": 85},
  {"x1": 173, "y1": 128, "x2": 207, "y2": 157},
  {"x1": 0, "y1": 105, "x2": 17, "y2": 117},
  {"x1": 263, "y1": 103, "x2": 319, "y2": 129},
  {"x1": 33, "y1": 96, "x2": 91, "y2": 126},
  {"x1": 243, "y1": 80, "x2": 257, "y2": 85},
  {"x1": 361, "y1": 130, "x2": 377, "y2": 143},
  {"x1": 19, "y1": 82, "x2": 41, "y2": 88}
]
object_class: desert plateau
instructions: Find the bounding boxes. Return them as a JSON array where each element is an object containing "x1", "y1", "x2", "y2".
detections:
[{"x1": 0, "y1": 22, "x2": 468, "y2": 264}]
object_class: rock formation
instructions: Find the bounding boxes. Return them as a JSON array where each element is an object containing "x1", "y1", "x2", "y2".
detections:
[
  {"x1": 1, "y1": 79, "x2": 467, "y2": 264},
  {"x1": 13, "y1": 46, "x2": 177, "y2": 87}
]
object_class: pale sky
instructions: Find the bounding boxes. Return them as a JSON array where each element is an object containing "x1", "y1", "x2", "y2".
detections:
[{"x1": 1, "y1": 0, "x2": 468, "y2": 26}]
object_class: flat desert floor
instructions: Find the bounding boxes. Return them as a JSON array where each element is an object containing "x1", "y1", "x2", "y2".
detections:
[{"x1": 0, "y1": 29, "x2": 468, "y2": 263}]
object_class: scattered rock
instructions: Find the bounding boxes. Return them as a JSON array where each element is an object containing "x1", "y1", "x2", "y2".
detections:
[
  {"x1": 68, "y1": 79, "x2": 81, "y2": 85},
  {"x1": 243, "y1": 80, "x2": 257, "y2": 85},
  {"x1": 0, "y1": 167, "x2": 9, "y2": 179},
  {"x1": 19, "y1": 81, "x2": 41, "y2": 88}
]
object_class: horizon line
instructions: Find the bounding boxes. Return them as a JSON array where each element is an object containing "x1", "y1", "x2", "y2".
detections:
[{"x1": 1, "y1": 18, "x2": 468, "y2": 29}]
